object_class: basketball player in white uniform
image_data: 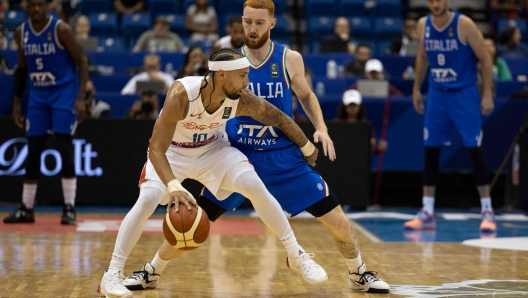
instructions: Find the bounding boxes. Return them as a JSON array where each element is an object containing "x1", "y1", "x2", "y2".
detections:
[{"x1": 97, "y1": 48, "x2": 327, "y2": 298}]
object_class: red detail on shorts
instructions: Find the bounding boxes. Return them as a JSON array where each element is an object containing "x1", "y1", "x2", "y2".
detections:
[{"x1": 139, "y1": 162, "x2": 147, "y2": 185}]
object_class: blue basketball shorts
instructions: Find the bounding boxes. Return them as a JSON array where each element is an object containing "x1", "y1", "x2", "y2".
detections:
[
  {"x1": 202, "y1": 144, "x2": 330, "y2": 217},
  {"x1": 424, "y1": 85, "x2": 482, "y2": 148},
  {"x1": 26, "y1": 85, "x2": 78, "y2": 137}
]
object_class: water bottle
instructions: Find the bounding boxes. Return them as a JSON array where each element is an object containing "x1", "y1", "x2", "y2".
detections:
[
  {"x1": 326, "y1": 59, "x2": 337, "y2": 79},
  {"x1": 315, "y1": 82, "x2": 325, "y2": 97}
]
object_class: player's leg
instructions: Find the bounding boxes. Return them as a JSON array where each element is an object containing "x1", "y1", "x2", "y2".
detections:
[
  {"x1": 404, "y1": 90, "x2": 452, "y2": 230},
  {"x1": 4, "y1": 102, "x2": 50, "y2": 223},
  {"x1": 52, "y1": 107, "x2": 79, "y2": 224},
  {"x1": 450, "y1": 86, "x2": 496, "y2": 232}
]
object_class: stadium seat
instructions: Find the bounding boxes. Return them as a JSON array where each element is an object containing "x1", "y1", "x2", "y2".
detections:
[
  {"x1": 121, "y1": 13, "x2": 152, "y2": 36},
  {"x1": 371, "y1": 0, "x2": 403, "y2": 17},
  {"x1": 273, "y1": 14, "x2": 290, "y2": 36},
  {"x1": 376, "y1": 39, "x2": 392, "y2": 55},
  {"x1": 149, "y1": 0, "x2": 181, "y2": 17},
  {"x1": 307, "y1": 16, "x2": 337, "y2": 39},
  {"x1": 97, "y1": 36, "x2": 125, "y2": 52},
  {"x1": 305, "y1": 0, "x2": 336, "y2": 17},
  {"x1": 88, "y1": 12, "x2": 118, "y2": 35},
  {"x1": 159, "y1": 14, "x2": 186, "y2": 35},
  {"x1": 497, "y1": 19, "x2": 527, "y2": 36},
  {"x1": 79, "y1": 0, "x2": 111, "y2": 15},
  {"x1": 374, "y1": 17, "x2": 403, "y2": 37},
  {"x1": 349, "y1": 16, "x2": 371, "y2": 38},
  {"x1": 339, "y1": 0, "x2": 366, "y2": 17},
  {"x1": 3, "y1": 10, "x2": 26, "y2": 31},
  {"x1": 183, "y1": 0, "x2": 216, "y2": 13},
  {"x1": 274, "y1": 1, "x2": 288, "y2": 15},
  {"x1": 216, "y1": 0, "x2": 245, "y2": 16}
]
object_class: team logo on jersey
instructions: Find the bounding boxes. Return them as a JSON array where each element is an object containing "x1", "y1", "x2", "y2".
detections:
[
  {"x1": 430, "y1": 68, "x2": 458, "y2": 83},
  {"x1": 24, "y1": 31, "x2": 29, "y2": 43},
  {"x1": 270, "y1": 63, "x2": 279, "y2": 78},
  {"x1": 222, "y1": 107, "x2": 232, "y2": 119},
  {"x1": 448, "y1": 27, "x2": 454, "y2": 38},
  {"x1": 425, "y1": 26, "x2": 431, "y2": 38},
  {"x1": 47, "y1": 32, "x2": 52, "y2": 41}
]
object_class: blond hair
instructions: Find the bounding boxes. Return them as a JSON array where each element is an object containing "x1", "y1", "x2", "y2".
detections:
[{"x1": 243, "y1": 0, "x2": 275, "y2": 16}]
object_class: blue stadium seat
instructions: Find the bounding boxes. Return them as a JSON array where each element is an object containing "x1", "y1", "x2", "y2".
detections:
[
  {"x1": 376, "y1": 39, "x2": 392, "y2": 55},
  {"x1": 349, "y1": 16, "x2": 371, "y2": 38},
  {"x1": 159, "y1": 14, "x2": 186, "y2": 35},
  {"x1": 305, "y1": 0, "x2": 336, "y2": 17},
  {"x1": 216, "y1": 0, "x2": 245, "y2": 16},
  {"x1": 4, "y1": 10, "x2": 26, "y2": 31},
  {"x1": 149, "y1": 0, "x2": 181, "y2": 17},
  {"x1": 98, "y1": 36, "x2": 125, "y2": 52},
  {"x1": 273, "y1": 15, "x2": 290, "y2": 37},
  {"x1": 274, "y1": 1, "x2": 288, "y2": 15},
  {"x1": 88, "y1": 12, "x2": 118, "y2": 35},
  {"x1": 497, "y1": 18, "x2": 527, "y2": 36},
  {"x1": 79, "y1": 0, "x2": 111, "y2": 14},
  {"x1": 371, "y1": 0, "x2": 403, "y2": 17},
  {"x1": 273, "y1": 37, "x2": 291, "y2": 48},
  {"x1": 307, "y1": 16, "x2": 336, "y2": 39},
  {"x1": 121, "y1": 13, "x2": 152, "y2": 36},
  {"x1": 374, "y1": 17, "x2": 403, "y2": 37},
  {"x1": 339, "y1": 0, "x2": 366, "y2": 17}
]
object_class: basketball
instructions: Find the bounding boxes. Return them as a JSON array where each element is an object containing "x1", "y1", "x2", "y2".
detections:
[{"x1": 163, "y1": 203, "x2": 210, "y2": 250}]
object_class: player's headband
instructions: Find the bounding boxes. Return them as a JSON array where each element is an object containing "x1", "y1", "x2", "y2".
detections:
[{"x1": 208, "y1": 57, "x2": 250, "y2": 72}]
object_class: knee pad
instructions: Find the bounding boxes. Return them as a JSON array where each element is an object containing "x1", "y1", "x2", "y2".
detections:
[
  {"x1": 424, "y1": 146, "x2": 441, "y2": 186},
  {"x1": 26, "y1": 135, "x2": 48, "y2": 179},
  {"x1": 467, "y1": 147, "x2": 490, "y2": 186},
  {"x1": 55, "y1": 134, "x2": 75, "y2": 177}
]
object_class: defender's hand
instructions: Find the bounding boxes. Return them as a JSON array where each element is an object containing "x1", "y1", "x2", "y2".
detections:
[
  {"x1": 169, "y1": 190, "x2": 198, "y2": 213},
  {"x1": 303, "y1": 146, "x2": 319, "y2": 167},
  {"x1": 313, "y1": 130, "x2": 336, "y2": 161}
]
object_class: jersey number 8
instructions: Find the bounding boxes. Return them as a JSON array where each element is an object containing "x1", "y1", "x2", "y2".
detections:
[{"x1": 437, "y1": 54, "x2": 445, "y2": 66}]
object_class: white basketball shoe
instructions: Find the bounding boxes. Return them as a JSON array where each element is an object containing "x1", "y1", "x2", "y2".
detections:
[
  {"x1": 286, "y1": 250, "x2": 328, "y2": 284},
  {"x1": 123, "y1": 263, "x2": 160, "y2": 290},
  {"x1": 97, "y1": 269, "x2": 133, "y2": 298},
  {"x1": 349, "y1": 263, "x2": 390, "y2": 293}
]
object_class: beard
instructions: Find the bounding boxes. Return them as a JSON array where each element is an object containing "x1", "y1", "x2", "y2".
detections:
[
  {"x1": 222, "y1": 85, "x2": 240, "y2": 100},
  {"x1": 244, "y1": 30, "x2": 270, "y2": 49},
  {"x1": 431, "y1": 6, "x2": 448, "y2": 17}
]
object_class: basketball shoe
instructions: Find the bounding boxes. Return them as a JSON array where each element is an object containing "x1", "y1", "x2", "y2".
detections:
[
  {"x1": 97, "y1": 269, "x2": 133, "y2": 298},
  {"x1": 3, "y1": 203, "x2": 34, "y2": 223},
  {"x1": 480, "y1": 210, "x2": 497, "y2": 233},
  {"x1": 349, "y1": 264, "x2": 389, "y2": 293},
  {"x1": 123, "y1": 263, "x2": 160, "y2": 290},
  {"x1": 403, "y1": 209, "x2": 436, "y2": 230},
  {"x1": 286, "y1": 250, "x2": 328, "y2": 284},
  {"x1": 61, "y1": 204, "x2": 76, "y2": 225}
]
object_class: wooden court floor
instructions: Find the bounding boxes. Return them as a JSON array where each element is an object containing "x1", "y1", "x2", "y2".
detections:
[{"x1": 0, "y1": 212, "x2": 527, "y2": 298}]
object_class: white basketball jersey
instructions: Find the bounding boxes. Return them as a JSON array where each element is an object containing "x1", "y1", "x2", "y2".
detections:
[
  {"x1": 170, "y1": 76, "x2": 239, "y2": 148},
  {"x1": 218, "y1": 35, "x2": 233, "y2": 49}
]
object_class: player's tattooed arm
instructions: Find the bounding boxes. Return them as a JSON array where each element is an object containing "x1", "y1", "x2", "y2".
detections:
[{"x1": 236, "y1": 88, "x2": 309, "y2": 148}]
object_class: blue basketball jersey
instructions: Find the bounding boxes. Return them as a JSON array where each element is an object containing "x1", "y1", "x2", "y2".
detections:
[
  {"x1": 22, "y1": 16, "x2": 77, "y2": 91},
  {"x1": 225, "y1": 42, "x2": 294, "y2": 150},
  {"x1": 424, "y1": 13, "x2": 477, "y2": 90}
]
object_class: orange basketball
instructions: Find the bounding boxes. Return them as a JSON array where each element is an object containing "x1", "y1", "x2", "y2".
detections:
[{"x1": 163, "y1": 203, "x2": 210, "y2": 250}]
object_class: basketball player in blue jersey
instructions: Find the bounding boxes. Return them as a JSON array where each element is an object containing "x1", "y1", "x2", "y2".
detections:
[
  {"x1": 3, "y1": 0, "x2": 88, "y2": 225},
  {"x1": 404, "y1": 0, "x2": 496, "y2": 232},
  {"x1": 124, "y1": 0, "x2": 389, "y2": 293}
]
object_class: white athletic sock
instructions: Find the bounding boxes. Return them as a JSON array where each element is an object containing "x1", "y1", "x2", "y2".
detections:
[
  {"x1": 150, "y1": 251, "x2": 170, "y2": 274},
  {"x1": 422, "y1": 196, "x2": 435, "y2": 214},
  {"x1": 280, "y1": 231, "x2": 304, "y2": 258},
  {"x1": 480, "y1": 197, "x2": 492, "y2": 212},
  {"x1": 62, "y1": 178, "x2": 76, "y2": 206},
  {"x1": 109, "y1": 253, "x2": 127, "y2": 273},
  {"x1": 345, "y1": 252, "x2": 363, "y2": 272},
  {"x1": 22, "y1": 183, "x2": 37, "y2": 209}
]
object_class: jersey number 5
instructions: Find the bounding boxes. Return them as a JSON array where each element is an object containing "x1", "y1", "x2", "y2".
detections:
[
  {"x1": 437, "y1": 54, "x2": 445, "y2": 66},
  {"x1": 36, "y1": 58, "x2": 43, "y2": 70}
]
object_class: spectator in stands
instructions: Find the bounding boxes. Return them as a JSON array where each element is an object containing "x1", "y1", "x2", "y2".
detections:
[
  {"x1": 85, "y1": 80, "x2": 110, "y2": 119},
  {"x1": 125, "y1": 89, "x2": 159, "y2": 120},
  {"x1": 334, "y1": 89, "x2": 387, "y2": 154},
  {"x1": 497, "y1": 26, "x2": 528, "y2": 57},
  {"x1": 133, "y1": 16, "x2": 186, "y2": 53},
  {"x1": 389, "y1": 19, "x2": 419, "y2": 56},
  {"x1": 175, "y1": 46, "x2": 207, "y2": 79},
  {"x1": 75, "y1": 15, "x2": 90, "y2": 40},
  {"x1": 0, "y1": 30, "x2": 8, "y2": 50},
  {"x1": 348, "y1": 59, "x2": 404, "y2": 97},
  {"x1": 319, "y1": 17, "x2": 357, "y2": 54},
  {"x1": 121, "y1": 54, "x2": 174, "y2": 95},
  {"x1": 185, "y1": 0, "x2": 218, "y2": 45},
  {"x1": 114, "y1": 0, "x2": 144, "y2": 15},
  {"x1": 482, "y1": 38, "x2": 513, "y2": 81},
  {"x1": 212, "y1": 16, "x2": 244, "y2": 52},
  {"x1": 1, "y1": 0, "x2": 26, "y2": 10},
  {"x1": 344, "y1": 43, "x2": 372, "y2": 77},
  {"x1": 490, "y1": 0, "x2": 527, "y2": 20}
]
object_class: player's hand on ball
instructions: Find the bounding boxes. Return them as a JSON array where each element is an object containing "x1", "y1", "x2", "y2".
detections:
[
  {"x1": 169, "y1": 190, "x2": 198, "y2": 213},
  {"x1": 313, "y1": 130, "x2": 336, "y2": 161},
  {"x1": 412, "y1": 89, "x2": 424, "y2": 114},
  {"x1": 304, "y1": 146, "x2": 319, "y2": 167}
]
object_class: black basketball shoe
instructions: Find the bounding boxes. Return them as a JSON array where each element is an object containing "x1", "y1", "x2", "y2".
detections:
[
  {"x1": 61, "y1": 204, "x2": 76, "y2": 225},
  {"x1": 3, "y1": 203, "x2": 35, "y2": 223}
]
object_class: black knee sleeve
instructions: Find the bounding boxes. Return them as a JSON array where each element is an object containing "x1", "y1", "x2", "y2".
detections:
[
  {"x1": 26, "y1": 135, "x2": 48, "y2": 179},
  {"x1": 424, "y1": 146, "x2": 441, "y2": 186},
  {"x1": 197, "y1": 194, "x2": 228, "y2": 222},
  {"x1": 467, "y1": 147, "x2": 490, "y2": 186},
  {"x1": 55, "y1": 134, "x2": 75, "y2": 177},
  {"x1": 305, "y1": 189, "x2": 340, "y2": 218}
]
